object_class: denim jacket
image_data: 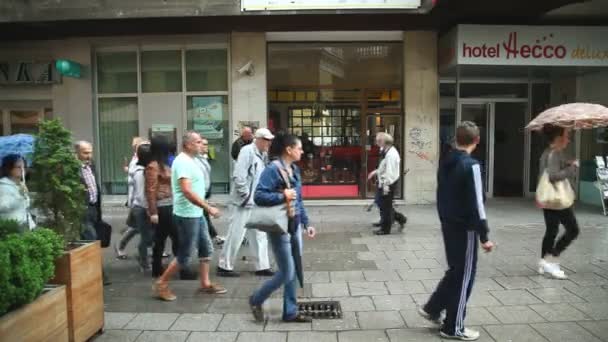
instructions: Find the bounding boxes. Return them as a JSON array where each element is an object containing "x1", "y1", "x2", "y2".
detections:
[{"x1": 254, "y1": 159, "x2": 309, "y2": 227}]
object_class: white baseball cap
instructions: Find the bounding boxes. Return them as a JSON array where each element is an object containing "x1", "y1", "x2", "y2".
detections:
[{"x1": 255, "y1": 128, "x2": 275, "y2": 140}]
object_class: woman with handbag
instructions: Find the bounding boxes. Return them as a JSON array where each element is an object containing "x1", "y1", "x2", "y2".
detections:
[
  {"x1": 0, "y1": 154, "x2": 35, "y2": 231},
  {"x1": 249, "y1": 132, "x2": 317, "y2": 323},
  {"x1": 536, "y1": 125, "x2": 579, "y2": 279}
]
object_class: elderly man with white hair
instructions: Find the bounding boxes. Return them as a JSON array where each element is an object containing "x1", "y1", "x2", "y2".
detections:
[{"x1": 370, "y1": 132, "x2": 407, "y2": 235}]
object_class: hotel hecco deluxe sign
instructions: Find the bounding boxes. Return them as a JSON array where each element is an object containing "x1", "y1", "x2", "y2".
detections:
[
  {"x1": 0, "y1": 61, "x2": 60, "y2": 85},
  {"x1": 439, "y1": 25, "x2": 608, "y2": 68},
  {"x1": 242, "y1": 0, "x2": 421, "y2": 11}
]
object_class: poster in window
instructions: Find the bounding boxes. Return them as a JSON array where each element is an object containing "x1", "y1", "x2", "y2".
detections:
[
  {"x1": 597, "y1": 128, "x2": 608, "y2": 144},
  {"x1": 192, "y1": 96, "x2": 224, "y2": 140}
]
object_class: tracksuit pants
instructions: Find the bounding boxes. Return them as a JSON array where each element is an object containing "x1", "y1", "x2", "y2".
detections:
[{"x1": 424, "y1": 227, "x2": 478, "y2": 336}]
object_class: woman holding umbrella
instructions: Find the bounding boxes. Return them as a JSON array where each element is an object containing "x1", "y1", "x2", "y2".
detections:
[
  {"x1": 249, "y1": 132, "x2": 316, "y2": 323},
  {"x1": 529, "y1": 103, "x2": 608, "y2": 279}
]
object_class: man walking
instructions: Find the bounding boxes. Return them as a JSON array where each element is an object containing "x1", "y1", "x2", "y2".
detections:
[
  {"x1": 417, "y1": 121, "x2": 495, "y2": 341},
  {"x1": 231, "y1": 126, "x2": 254, "y2": 161},
  {"x1": 372, "y1": 132, "x2": 407, "y2": 235},
  {"x1": 154, "y1": 131, "x2": 226, "y2": 301},
  {"x1": 195, "y1": 137, "x2": 222, "y2": 245},
  {"x1": 218, "y1": 128, "x2": 274, "y2": 277}
]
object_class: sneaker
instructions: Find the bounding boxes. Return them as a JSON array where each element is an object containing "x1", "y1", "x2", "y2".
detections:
[
  {"x1": 440, "y1": 328, "x2": 480, "y2": 341},
  {"x1": 255, "y1": 269, "x2": 275, "y2": 277},
  {"x1": 542, "y1": 262, "x2": 568, "y2": 279},
  {"x1": 373, "y1": 229, "x2": 390, "y2": 236},
  {"x1": 162, "y1": 251, "x2": 171, "y2": 258},
  {"x1": 153, "y1": 281, "x2": 176, "y2": 301},
  {"x1": 114, "y1": 243, "x2": 127, "y2": 260},
  {"x1": 217, "y1": 267, "x2": 241, "y2": 277},
  {"x1": 283, "y1": 314, "x2": 313, "y2": 323},
  {"x1": 417, "y1": 306, "x2": 443, "y2": 325},
  {"x1": 397, "y1": 217, "x2": 407, "y2": 232},
  {"x1": 214, "y1": 236, "x2": 226, "y2": 246},
  {"x1": 199, "y1": 284, "x2": 227, "y2": 295},
  {"x1": 250, "y1": 296, "x2": 265, "y2": 323}
]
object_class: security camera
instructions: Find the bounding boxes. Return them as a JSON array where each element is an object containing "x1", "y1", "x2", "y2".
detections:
[{"x1": 237, "y1": 60, "x2": 254, "y2": 76}]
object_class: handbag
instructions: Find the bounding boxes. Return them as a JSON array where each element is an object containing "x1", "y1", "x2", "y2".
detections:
[
  {"x1": 95, "y1": 220, "x2": 112, "y2": 248},
  {"x1": 535, "y1": 170, "x2": 575, "y2": 210},
  {"x1": 245, "y1": 161, "x2": 294, "y2": 234}
]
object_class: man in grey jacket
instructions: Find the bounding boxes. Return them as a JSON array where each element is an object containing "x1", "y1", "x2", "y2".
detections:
[{"x1": 218, "y1": 128, "x2": 274, "y2": 277}]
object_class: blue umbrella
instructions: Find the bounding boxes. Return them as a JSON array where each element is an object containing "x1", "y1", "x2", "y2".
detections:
[{"x1": 0, "y1": 134, "x2": 36, "y2": 167}]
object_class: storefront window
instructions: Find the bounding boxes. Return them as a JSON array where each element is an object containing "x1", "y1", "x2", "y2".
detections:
[
  {"x1": 9, "y1": 110, "x2": 42, "y2": 134},
  {"x1": 97, "y1": 52, "x2": 137, "y2": 93},
  {"x1": 141, "y1": 50, "x2": 182, "y2": 92},
  {"x1": 268, "y1": 42, "x2": 403, "y2": 198},
  {"x1": 186, "y1": 95, "x2": 230, "y2": 193},
  {"x1": 440, "y1": 82, "x2": 456, "y2": 159},
  {"x1": 186, "y1": 50, "x2": 228, "y2": 91},
  {"x1": 98, "y1": 97, "x2": 139, "y2": 194}
]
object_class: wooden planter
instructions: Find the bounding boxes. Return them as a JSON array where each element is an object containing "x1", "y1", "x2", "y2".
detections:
[
  {"x1": 0, "y1": 285, "x2": 69, "y2": 342},
  {"x1": 51, "y1": 241, "x2": 104, "y2": 342}
]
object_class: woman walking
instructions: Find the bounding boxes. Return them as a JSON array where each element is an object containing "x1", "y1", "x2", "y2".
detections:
[
  {"x1": 537, "y1": 125, "x2": 580, "y2": 279},
  {"x1": 0, "y1": 154, "x2": 35, "y2": 231},
  {"x1": 249, "y1": 133, "x2": 317, "y2": 323},
  {"x1": 146, "y1": 136, "x2": 181, "y2": 278},
  {"x1": 129, "y1": 143, "x2": 155, "y2": 272}
]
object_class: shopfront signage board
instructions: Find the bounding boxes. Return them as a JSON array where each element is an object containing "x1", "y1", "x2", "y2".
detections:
[
  {"x1": 0, "y1": 61, "x2": 60, "y2": 85},
  {"x1": 439, "y1": 25, "x2": 608, "y2": 69},
  {"x1": 242, "y1": 0, "x2": 420, "y2": 11},
  {"x1": 191, "y1": 96, "x2": 224, "y2": 140}
]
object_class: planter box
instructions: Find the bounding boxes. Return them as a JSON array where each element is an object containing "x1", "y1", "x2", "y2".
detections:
[
  {"x1": 51, "y1": 241, "x2": 104, "y2": 342},
  {"x1": 0, "y1": 285, "x2": 69, "y2": 342}
]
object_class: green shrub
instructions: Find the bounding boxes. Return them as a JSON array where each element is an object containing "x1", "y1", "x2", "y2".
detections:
[
  {"x1": 0, "y1": 226, "x2": 63, "y2": 316},
  {"x1": 0, "y1": 219, "x2": 23, "y2": 239}
]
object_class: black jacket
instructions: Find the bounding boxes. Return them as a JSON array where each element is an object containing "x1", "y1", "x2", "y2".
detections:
[
  {"x1": 436, "y1": 149, "x2": 489, "y2": 243},
  {"x1": 231, "y1": 137, "x2": 253, "y2": 161}
]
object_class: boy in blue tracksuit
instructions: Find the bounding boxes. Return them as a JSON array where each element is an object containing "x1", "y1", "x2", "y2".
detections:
[{"x1": 418, "y1": 121, "x2": 495, "y2": 341}]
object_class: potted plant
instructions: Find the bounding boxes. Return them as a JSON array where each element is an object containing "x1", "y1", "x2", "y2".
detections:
[
  {"x1": 31, "y1": 119, "x2": 104, "y2": 342},
  {"x1": 0, "y1": 220, "x2": 68, "y2": 342}
]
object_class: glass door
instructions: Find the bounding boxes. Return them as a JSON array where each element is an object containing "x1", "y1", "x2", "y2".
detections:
[
  {"x1": 364, "y1": 113, "x2": 402, "y2": 199},
  {"x1": 459, "y1": 102, "x2": 492, "y2": 196}
]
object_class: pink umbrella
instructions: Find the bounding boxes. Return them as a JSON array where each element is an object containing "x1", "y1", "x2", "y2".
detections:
[{"x1": 526, "y1": 103, "x2": 608, "y2": 131}]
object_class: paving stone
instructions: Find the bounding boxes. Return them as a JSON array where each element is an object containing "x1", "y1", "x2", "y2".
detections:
[
  {"x1": 208, "y1": 299, "x2": 253, "y2": 314},
  {"x1": 264, "y1": 319, "x2": 311, "y2": 332},
  {"x1": 495, "y1": 265, "x2": 538, "y2": 277},
  {"x1": 366, "y1": 244, "x2": 398, "y2": 252},
  {"x1": 386, "y1": 328, "x2": 442, "y2": 341},
  {"x1": 357, "y1": 311, "x2": 405, "y2": 329},
  {"x1": 104, "y1": 312, "x2": 137, "y2": 329},
  {"x1": 384, "y1": 251, "x2": 417, "y2": 260},
  {"x1": 363, "y1": 270, "x2": 401, "y2": 281},
  {"x1": 372, "y1": 295, "x2": 416, "y2": 311},
  {"x1": 357, "y1": 251, "x2": 388, "y2": 261},
  {"x1": 528, "y1": 275, "x2": 577, "y2": 289},
  {"x1": 484, "y1": 324, "x2": 548, "y2": 342},
  {"x1": 235, "y1": 332, "x2": 286, "y2": 342},
  {"x1": 304, "y1": 272, "x2": 331, "y2": 283},
  {"x1": 217, "y1": 314, "x2": 264, "y2": 332},
  {"x1": 530, "y1": 303, "x2": 592, "y2": 322},
  {"x1": 134, "y1": 331, "x2": 189, "y2": 342},
  {"x1": 385, "y1": 280, "x2": 426, "y2": 295},
  {"x1": 569, "y1": 273, "x2": 608, "y2": 287},
  {"x1": 532, "y1": 322, "x2": 602, "y2": 342},
  {"x1": 578, "y1": 321, "x2": 608, "y2": 341},
  {"x1": 334, "y1": 296, "x2": 375, "y2": 311},
  {"x1": 489, "y1": 289, "x2": 543, "y2": 305},
  {"x1": 410, "y1": 293, "x2": 430, "y2": 305},
  {"x1": 338, "y1": 330, "x2": 389, "y2": 342},
  {"x1": 393, "y1": 243, "x2": 426, "y2": 251},
  {"x1": 170, "y1": 314, "x2": 223, "y2": 331},
  {"x1": 474, "y1": 278, "x2": 505, "y2": 291},
  {"x1": 186, "y1": 332, "x2": 238, "y2": 342},
  {"x1": 421, "y1": 279, "x2": 440, "y2": 293},
  {"x1": 312, "y1": 283, "x2": 350, "y2": 297},
  {"x1": 404, "y1": 258, "x2": 442, "y2": 269},
  {"x1": 374, "y1": 259, "x2": 411, "y2": 270},
  {"x1": 493, "y1": 276, "x2": 540, "y2": 290},
  {"x1": 93, "y1": 330, "x2": 142, "y2": 342},
  {"x1": 565, "y1": 285, "x2": 608, "y2": 302},
  {"x1": 467, "y1": 290, "x2": 503, "y2": 307},
  {"x1": 400, "y1": 309, "x2": 440, "y2": 328},
  {"x1": 125, "y1": 313, "x2": 180, "y2": 330},
  {"x1": 287, "y1": 331, "x2": 337, "y2": 342},
  {"x1": 330, "y1": 271, "x2": 365, "y2": 282},
  {"x1": 527, "y1": 287, "x2": 586, "y2": 304},
  {"x1": 348, "y1": 282, "x2": 388, "y2": 296},
  {"x1": 464, "y1": 307, "x2": 501, "y2": 325},
  {"x1": 396, "y1": 269, "x2": 445, "y2": 280},
  {"x1": 312, "y1": 312, "x2": 359, "y2": 331},
  {"x1": 487, "y1": 306, "x2": 546, "y2": 324},
  {"x1": 446, "y1": 326, "x2": 495, "y2": 342},
  {"x1": 572, "y1": 302, "x2": 608, "y2": 320}
]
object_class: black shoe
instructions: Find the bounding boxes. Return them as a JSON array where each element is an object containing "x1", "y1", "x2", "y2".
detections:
[
  {"x1": 255, "y1": 269, "x2": 275, "y2": 277},
  {"x1": 372, "y1": 222, "x2": 381, "y2": 227},
  {"x1": 283, "y1": 314, "x2": 313, "y2": 323},
  {"x1": 180, "y1": 270, "x2": 198, "y2": 280},
  {"x1": 250, "y1": 296, "x2": 265, "y2": 323},
  {"x1": 103, "y1": 276, "x2": 112, "y2": 286},
  {"x1": 217, "y1": 267, "x2": 241, "y2": 277},
  {"x1": 398, "y1": 217, "x2": 407, "y2": 232},
  {"x1": 374, "y1": 229, "x2": 390, "y2": 236}
]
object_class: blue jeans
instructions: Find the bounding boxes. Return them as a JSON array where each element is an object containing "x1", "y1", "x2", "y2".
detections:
[
  {"x1": 251, "y1": 226, "x2": 302, "y2": 321},
  {"x1": 174, "y1": 215, "x2": 214, "y2": 267},
  {"x1": 132, "y1": 206, "x2": 154, "y2": 267}
]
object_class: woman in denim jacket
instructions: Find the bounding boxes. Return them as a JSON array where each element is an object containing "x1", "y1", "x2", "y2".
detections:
[{"x1": 249, "y1": 133, "x2": 316, "y2": 323}]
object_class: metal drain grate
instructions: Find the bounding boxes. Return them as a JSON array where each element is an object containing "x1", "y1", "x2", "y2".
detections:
[{"x1": 297, "y1": 300, "x2": 342, "y2": 319}]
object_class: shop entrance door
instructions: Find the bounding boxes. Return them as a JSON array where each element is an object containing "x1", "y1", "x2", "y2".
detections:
[
  {"x1": 458, "y1": 101, "x2": 527, "y2": 197},
  {"x1": 364, "y1": 113, "x2": 403, "y2": 199}
]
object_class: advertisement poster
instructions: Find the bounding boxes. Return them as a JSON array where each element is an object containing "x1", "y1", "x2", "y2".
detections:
[{"x1": 192, "y1": 96, "x2": 224, "y2": 140}]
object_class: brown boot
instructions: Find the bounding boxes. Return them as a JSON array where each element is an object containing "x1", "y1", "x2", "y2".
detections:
[{"x1": 153, "y1": 281, "x2": 176, "y2": 301}]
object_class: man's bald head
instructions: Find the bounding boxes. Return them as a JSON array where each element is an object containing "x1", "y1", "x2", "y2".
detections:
[
  {"x1": 241, "y1": 127, "x2": 253, "y2": 142},
  {"x1": 75, "y1": 141, "x2": 93, "y2": 163}
]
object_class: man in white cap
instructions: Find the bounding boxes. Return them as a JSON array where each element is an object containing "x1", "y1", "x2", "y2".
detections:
[{"x1": 218, "y1": 128, "x2": 275, "y2": 277}]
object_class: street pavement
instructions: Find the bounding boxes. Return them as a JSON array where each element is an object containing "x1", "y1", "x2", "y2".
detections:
[{"x1": 95, "y1": 199, "x2": 608, "y2": 342}]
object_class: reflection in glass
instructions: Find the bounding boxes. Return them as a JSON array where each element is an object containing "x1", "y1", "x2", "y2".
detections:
[
  {"x1": 141, "y1": 50, "x2": 182, "y2": 92},
  {"x1": 186, "y1": 50, "x2": 228, "y2": 91},
  {"x1": 97, "y1": 52, "x2": 137, "y2": 93}
]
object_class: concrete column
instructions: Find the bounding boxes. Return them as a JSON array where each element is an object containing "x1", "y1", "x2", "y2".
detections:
[
  {"x1": 230, "y1": 32, "x2": 268, "y2": 136},
  {"x1": 403, "y1": 31, "x2": 439, "y2": 204},
  {"x1": 51, "y1": 39, "x2": 94, "y2": 143}
]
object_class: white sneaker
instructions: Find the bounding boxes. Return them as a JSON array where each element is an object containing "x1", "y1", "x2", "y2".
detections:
[
  {"x1": 417, "y1": 306, "x2": 443, "y2": 325},
  {"x1": 440, "y1": 328, "x2": 480, "y2": 341},
  {"x1": 540, "y1": 260, "x2": 567, "y2": 279}
]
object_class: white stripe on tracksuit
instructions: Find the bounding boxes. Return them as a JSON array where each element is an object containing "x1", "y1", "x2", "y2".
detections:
[{"x1": 455, "y1": 230, "x2": 476, "y2": 336}]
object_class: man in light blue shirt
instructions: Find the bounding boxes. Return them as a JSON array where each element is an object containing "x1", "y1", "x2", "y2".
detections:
[{"x1": 154, "y1": 131, "x2": 226, "y2": 301}]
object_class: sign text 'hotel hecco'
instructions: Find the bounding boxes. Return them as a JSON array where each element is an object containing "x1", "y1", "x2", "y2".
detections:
[{"x1": 462, "y1": 32, "x2": 571, "y2": 60}]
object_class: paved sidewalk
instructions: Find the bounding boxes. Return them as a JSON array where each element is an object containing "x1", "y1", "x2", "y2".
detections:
[{"x1": 96, "y1": 200, "x2": 608, "y2": 342}]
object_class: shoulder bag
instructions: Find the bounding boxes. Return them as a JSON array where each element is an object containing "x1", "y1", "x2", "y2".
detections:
[{"x1": 536, "y1": 153, "x2": 575, "y2": 210}]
